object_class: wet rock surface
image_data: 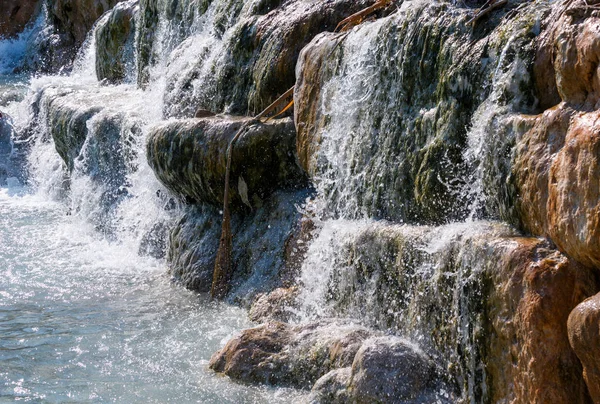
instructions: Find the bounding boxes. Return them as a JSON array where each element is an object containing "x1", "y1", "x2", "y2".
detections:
[
  {"x1": 95, "y1": 0, "x2": 138, "y2": 84},
  {"x1": 292, "y1": 220, "x2": 596, "y2": 403},
  {"x1": 147, "y1": 116, "x2": 306, "y2": 209},
  {"x1": 27, "y1": 0, "x2": 121, "y2": 73},
  {"x1": 0, "y1": 0, "x2": 41, "y2": 39},
  {"x1": 158, "y1": 0, "x2": 372, "y2": 117},
  {"x1": 209, "y1": 320, "x2": 378, "y2": 388},
  {"x1": 249, "y1": 286, "x2": 299, "y2": 323},
  {"x1": 167, "y1": 190, "x2": 308, "y2": 301},
  {"x1": 293, "y1": 1, "x2": 540, "y2": 224},
  {"x1": 569, "y1": 292, "x2": 600, "y2": 404}
]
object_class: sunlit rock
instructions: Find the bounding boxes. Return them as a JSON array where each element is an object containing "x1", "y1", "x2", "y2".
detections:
[
  {"x1": 569, "y1": 292, "x2": 600, "y2": 403},
  {"x1": 294, "y1": 220, "x2": 597, "y2": 403},
  {"x1": 514, "y1": 2, "x2": 600, "y2": 269},
  {"x1": 209, "y1": 320, "x2": 377, "y2": 388},
  {"x1": 249, "y1": 286, "x2": 299, "y2": 323},
  {"x1": 146, "y1": 116, "x2": 306, "y2": 209},
  {"x1": 95, "y1": 0, "x2": 139, "y2": 84}
]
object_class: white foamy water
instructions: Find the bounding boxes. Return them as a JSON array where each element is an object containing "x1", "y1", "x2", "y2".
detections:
[{"x1": 0, "y1": 185, "x2": 304, "y2": 403}]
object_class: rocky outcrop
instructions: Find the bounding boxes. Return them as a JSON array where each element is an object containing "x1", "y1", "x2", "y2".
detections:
[
  {"x1": 0, "y1": 0, "x2": 41, "y2": 39},
  {"x1": 27, "y1": 0, "x2": 122, "y2": 73},
  {"x1": 310, "y1": 337, "x2": 445, "y2": 404},
  {"x1": 95, "y1": 0, "x2": 138, "y2": 84},
  {"x1": 293, "y1": 2, "x2": 539, "y2": 224},
  {"x1": 158, "y1": 0, "x2": 373, "y2": 117},
  {"x1": 569, "y1": 292, "x2": 600, "y2": 404},
  {"x1": 514, "y1": 2, "x2": 600, "y2": 269},
  {"x1": 147, "y1": 116, "x2": 306, "y2": 209},
  {"x1": 487, "y1": 238, "x2": 596, "y2": 404},
  {"x1": 290, "y1": 220, "x2": 597, "y2": 403},
  {"x1": 167, "y1": 190, "x2": 308, "y2": 300},
  {"x1": 209, "y1": 321, "x2": 379, "y2": 388}
]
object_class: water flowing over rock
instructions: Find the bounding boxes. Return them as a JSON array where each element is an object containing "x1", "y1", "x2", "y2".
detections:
[
  {"x1": 138, "y1": 0, "x2": 372, "y2": 117},
  {"x1": 294, "y1": 1, "x2": 539, "y2": 224},
  {"x1": 146, "y1": 116, "x2": 306, "y2": 209},
  {"x1": 6, "y1": 0, "x2": 600, "y2": 401},
  {"x1": 0, "y1": 0, "x2": 42, "y2": 39},
  {"x1": 95, "y1": 0, "x2": 139, "y2": 84},
  {"x1": 26, "y1": 0, "x2": 122, "y2": 73}
]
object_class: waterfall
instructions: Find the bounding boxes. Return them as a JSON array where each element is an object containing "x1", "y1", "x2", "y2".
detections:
[{"x1": 3, "y1": 0, "x2": 594, "y2": 402}]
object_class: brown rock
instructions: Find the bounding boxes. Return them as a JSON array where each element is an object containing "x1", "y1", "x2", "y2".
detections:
[
  {"x1": 348, "y1": 337, "x2": 437, "y2": 403},
  {"x1": 514, "y1": 4, "x2": 600, "y2": 269},
  {"x1": 209, "y1": 321, "x2": 376, "y2": 388},
  {"x1": 0, "y1": 0, "x2": 41, "y2": 39},
  {"x1": 294, "y1": 32, "x2": 345, "y2": 175},
  {"x1": 50, "y1": 0, "x2": 121, "y2": 46},
  {"x1": 515, "y1": 105, "x2": 600, "y2": 269},
  {"x1": 488, "y1": 238, "x2": 598, "y2": 404},
  {"x1": 569, "y1": 292, "x2": 600, "y2": 403}
]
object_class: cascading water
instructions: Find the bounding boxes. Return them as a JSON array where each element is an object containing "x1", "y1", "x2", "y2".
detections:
[
  {"x1": 2, "y1": 0, "x2": 589, "y2": 402},
  {"x1": 0, "y1": 0, "x2": 307, "y2": 401}
]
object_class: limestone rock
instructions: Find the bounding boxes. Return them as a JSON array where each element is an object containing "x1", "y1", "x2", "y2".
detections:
[
  {"x1": 569, "y1": 292, "x2": 600, "y2": 404},
  {"x1": 293, "y1": 2, "x2": 540, "y2": 224},
  {"x1": 159, "y1": 0, "x2": 372, "y2": 117},
  {"x1": 487, "y1": 239, "x2": 597, "y2": 403},
  {"x1": 513, "y1": 2, "x2": 600, "y2": 268},
  {"x1": 146, "y1": 116, "x2": 306, "y2": 209},
  {"x1": 0, "y1": 0, "x2": 41, "y2": 39},
  {"x1": 348, "y1": 336, "x2": 437, "y2": 403},
  {"x1": 209, "y1": 320, "x2": 376, "y2": 388},
  {"x1": 49, "y1": 0, "x2": 121, "y2": 48},
  {"x1": 167, "y1": 190, "x2": 308, "y2": 298},
  {"x1": 27, "y1": 0, "x2": 121, "y2": 73},
  {"x1": 95, "y1": 0, "x2": 138, "y2": 84},
  {"x1": 308, "y1": 367, "x2": 351, "y2": 403}
]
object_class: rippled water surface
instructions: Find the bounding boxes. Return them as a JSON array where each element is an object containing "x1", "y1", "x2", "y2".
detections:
[{"x1": 0, "y1": 187, "x2": 300, "y2": 403}]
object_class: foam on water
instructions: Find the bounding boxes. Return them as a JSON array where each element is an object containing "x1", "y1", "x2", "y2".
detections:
[{"x1": 0, "y1": 183, "x2": 305, "y2": 403}]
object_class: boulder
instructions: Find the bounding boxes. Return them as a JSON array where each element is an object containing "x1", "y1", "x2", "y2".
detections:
[
  {"x1": 0, "y1": 0, "x2": 41, "y2": 39},
  {"x1": 308, "y1": 367, "x2": 352, "y2": 403},
  {"x1": 209, "y1": 320, "x2": 377, "y2": 388},
  {"x1": 348, "y1": 337, "x2": 437, "y2": 403},
  {"x1": 569, "y1": 292, "x2": 600, "y2": 403},
  {"x1": 95, "y1": 0, "x2": 138, "y2": 84},
  {"x1": 146, "y1": 116, "x2": 307, "y2": 209}
]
